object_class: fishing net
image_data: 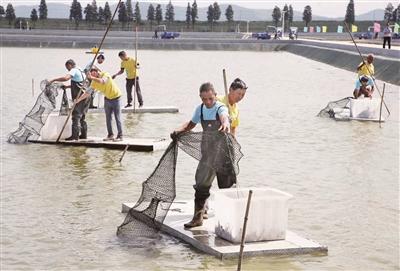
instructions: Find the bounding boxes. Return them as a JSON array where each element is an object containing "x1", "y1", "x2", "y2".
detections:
[
  {"x1": 317, "y1": 97, "x2": 352, "y2": 118},
  {"x1": 7, "y1": 80, "x2": 70, "y2": 143},
  {"x1": 117, "y1": 131, "x2": 244, "y2": 238}
]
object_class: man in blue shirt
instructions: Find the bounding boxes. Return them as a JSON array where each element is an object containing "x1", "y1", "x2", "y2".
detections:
[
  {"x1": 171, "y1": 82, "x2": 230, "y2": 228},
  {"x1": 353, "y1": 75, "x2": 374, "y2": 99},
  {"x1": 49, "y1": 59, "x2": 90, "y2": 141}
]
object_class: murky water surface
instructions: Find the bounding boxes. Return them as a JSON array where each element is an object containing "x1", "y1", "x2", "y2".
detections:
[{"x1": 1, "y1": 48, "x2": 399, "y2": 270}]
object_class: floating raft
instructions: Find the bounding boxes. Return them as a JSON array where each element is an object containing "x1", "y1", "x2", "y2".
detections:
[
  {"x1": 29, "y1": 137, "x2": 170, "y2": 152},
  {"x1": 88, "y1": 106, "x2": 179, "y2": 114},
  {"x1": 122, "y1": 201, "x2": 328, "y2": 258}
]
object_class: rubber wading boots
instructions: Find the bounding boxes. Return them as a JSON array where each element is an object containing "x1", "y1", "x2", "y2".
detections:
[
  {"x1": 203, "y1": 209, "x2": 208, "y2": 220},
  {"x1": 184, "y1": 199, "x2": 205, "y2": 228}
]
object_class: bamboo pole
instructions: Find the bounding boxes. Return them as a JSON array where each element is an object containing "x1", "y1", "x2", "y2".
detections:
[
  {"x1": 222, "y1": 69, "x2": 232, "y2": 118},
  {"x1": 133, "y1": 26, "x2": 138, "y2": 113},
  {"x1": 55, "y1": 0, "x2": 123, "y2": 143},
  {"x1": 119, "y1": 144, "x2": 130, "y2": 163},
  {"x1": 31, "y1": 78, "x2": 34, "y2": 97},
  {"x1": 237, "y1": 190, "x2": 253, "y2": 271},
  {"x1": 379, "y1": 83, "x2": 386, "y2": 128}
]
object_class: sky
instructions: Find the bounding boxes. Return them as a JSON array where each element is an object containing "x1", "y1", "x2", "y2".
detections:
[{"x1": 7, "y1": 0, "x2": 396, "y2": 18}]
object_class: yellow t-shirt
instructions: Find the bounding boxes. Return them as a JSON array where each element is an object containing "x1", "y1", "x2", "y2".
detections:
[
  {"x1": 217, "y1": 95, "x2": 239, "y2": 128},
  {"x1": 357, "y1": 62, "x2": 374, "y2": 77},
  {"x1": 121, "y1": 57, "x2": 138, "y2": 79},
  {"x1": 90, "y1": 72, "x2": 122, "y2": 100}
]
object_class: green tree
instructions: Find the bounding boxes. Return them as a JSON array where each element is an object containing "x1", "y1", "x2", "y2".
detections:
[
  {"x1": 282, "y1": 4, "x2": 288, "y2": 31},
  {"x1": 5, "y1": 3, "x2": 16, "y2": 26},
  {"x1": 165, "y1": 1, "x2": 174, "y2": 23},
  {"x1": 39, "y1": 0, "x2": 47, "y2": 20},
  {"x1": 118, "y1": 2, "x2": 128, "y2": 28},
  {"x1": 84, "y1": 4, "x2": 94, "y2": 26},
  {"x1": 134, "y1": 2, "x2": 141, "y2": 25},
  {"x1": 191, "y1": 0, "x2": 198, "y2": 30},
  {"x1": 126, "y1": 0, "x2": 133, "y2": 23},
  {"x1": 207, "y1": 4, "x2": 214, "y2": 31},
  {"x1": 155, "y1": 4, "x2": 162, "y2": 25},
  {"x1": 90, "y1": 0, "x2": 98, "y2": 22},
  {"x1": 288, "y1": 5, "x2": 293, "y2": 27},
  {"x1": 225, "y1": 5, "x2": 234, "y2": 27},
  {"x1": 302, "y1": 5, "x2": 312, "y2": 27},
  {"x1": 69, "y1": 0, "x2": 83, "y2": 29},
  {"x1": 147, "y1": 4, "x2": 155, "y2": 28},
  {"x1": 272, "y1": 6, "x2": 281, "y2": 27},
  {"x1": 345, "y1": 0, "x2": 355, "y2": 25},
  {"x1": 103, "y1": 2, "x2": 112, "y2": 24},
  {"x1": 98, "y1": 7, "x2": 104, "y2": 23},
  {"x1": 0, "y1": 6, "x2": 5, "y2": 20},
  {"x1": 213, "y1": 2, "x2": 221, "y2": 22},
  {"x1": 393, "y1": 4, "x2": 400, "y2": 23},
  {"x1": 185, "y1": 3, "x2": 191, "y2": 28},
  {"x1": 30, "y1": 8, "x2": 38, "y2": 27},
  {"x1": 384, "y1": 3, "x2": 394, "y2": 22}
]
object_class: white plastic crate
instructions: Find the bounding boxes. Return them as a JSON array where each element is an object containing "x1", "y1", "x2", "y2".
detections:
[
  {"x1": 213, "y1": 187, "x2": 292, "y2": 243},
  {"x1": 350, "y1": 98, "x2": 381, "y2": 119},
  {"x1": 40, "y1": 113, "x2": 72, "y2": 140}
]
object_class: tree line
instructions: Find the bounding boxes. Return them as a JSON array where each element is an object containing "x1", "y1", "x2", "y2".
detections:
[{"x1": 0, "y1": 0, "x2": 399, "y2": 31}]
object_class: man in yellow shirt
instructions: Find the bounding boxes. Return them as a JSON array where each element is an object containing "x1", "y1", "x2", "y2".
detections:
[
  {"x1": 214, "y1": 78, "x2": 247, "y2": 192},
  {"x1": 217, "y1": 78, "x2": 247, "y2": 137},
  {"x1": 78, "y1": 67, "x2": 123, "y2": 141},
  {"x1": 112, "y1": 51, "x2": 143, "y2": 108},
  {"x1": 357, "y1": 54, "x2": 374, "y2": 77}
]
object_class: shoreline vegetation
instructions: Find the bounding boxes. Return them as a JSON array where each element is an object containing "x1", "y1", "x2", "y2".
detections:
[
  {"x1": 1, "y1": 0, "x2": 398, "y2": 33},
  {"x1": 0, "y1": 18, "x2": 391, "y2": 33}
]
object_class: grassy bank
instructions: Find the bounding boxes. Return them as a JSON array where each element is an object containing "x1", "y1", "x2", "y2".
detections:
[{"x1": 0, "y1": 18, "x2": 385, "y2": 33}]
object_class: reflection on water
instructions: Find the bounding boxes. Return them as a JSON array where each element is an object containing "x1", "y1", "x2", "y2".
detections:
[
  {"x1": 67, "y1": 147, "x2": 91, "y2": 179},
  {"x1": 1, "y1": 48, "x2": 399, "y2": 271}
]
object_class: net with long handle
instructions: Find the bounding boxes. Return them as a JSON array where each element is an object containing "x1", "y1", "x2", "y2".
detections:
[
  {"x1": 7, "y1": 80, "x2": 69, "y2": 143},
  {"x1": 117, "y1": 131, "x2": 244, "y2": 238}
]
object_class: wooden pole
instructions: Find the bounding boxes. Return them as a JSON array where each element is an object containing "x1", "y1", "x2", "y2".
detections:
[
  {"x1": 237, "y1": 190, "x2": 253, "y2": 271},
  {"x1": 379, "y1": 83, "x2": 386, "y2": 128},
  {"x1": 133, "y1": 26, "x2": 138, "y2": 113},
  {"x1": 55, "y1": 0, "x2": 123, "y2": 143},
  {"x1": 222, "y1": 69, "x2": 231, "y2": 116},
  {"x1": 119, "y1": 144, "x2": 130, "y2": 163},
  {"x1": 31, "y1": 78, "x2": 34, "y2": 97},
  {"x1": 344, "y1": 22, "x2": 390, "y2": 116}
]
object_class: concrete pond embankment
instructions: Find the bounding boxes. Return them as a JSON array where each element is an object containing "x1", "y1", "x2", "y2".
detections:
[{"x1": 1, "y1": 29, "x2": 399, "y2": 85}]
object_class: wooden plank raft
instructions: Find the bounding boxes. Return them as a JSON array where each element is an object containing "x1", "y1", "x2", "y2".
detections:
[
  {"x1": 29, "y1": 137, "x2": 170, "y2": 152},
  {"x1": 121, "y1": 201, "x2": 328, "y2": 258},
  {"x1": 88, "y1": 106, "x2": 179, "y2": 114}
]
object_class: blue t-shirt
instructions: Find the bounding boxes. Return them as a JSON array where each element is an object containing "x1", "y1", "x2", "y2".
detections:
[
  {"x1": 69, "y1": 67, "x2": 85, "y2": 82},
  {"x1": 355, "y1": 77, "x2": 373, "y2": 89},
  {"x1": 191, "y1": 101, "x2": 228, "y2": 124}
]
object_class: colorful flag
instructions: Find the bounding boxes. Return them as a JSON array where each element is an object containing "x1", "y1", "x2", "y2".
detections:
[
  {"x1": 316, "y1": 26, "x2": 321, "y2": 33},
  {"x1": 303, "y1": 26, "x2": 308, "y2": 32},
  {"x1": 395, "y1": 23, "x2": 399, "y2": 33},
  {"x1": 373, "y1": 22, "x2": 381, "y2": 33},
  {"x1": 322, "y1": 26, "x2": 327, "y2": 33},
  {"x1": 351, "y1": 24, "x2": 358, "y2": 32},
  {"x1": 310, "y1": 26, "x2": 314, "y2": 33}
]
